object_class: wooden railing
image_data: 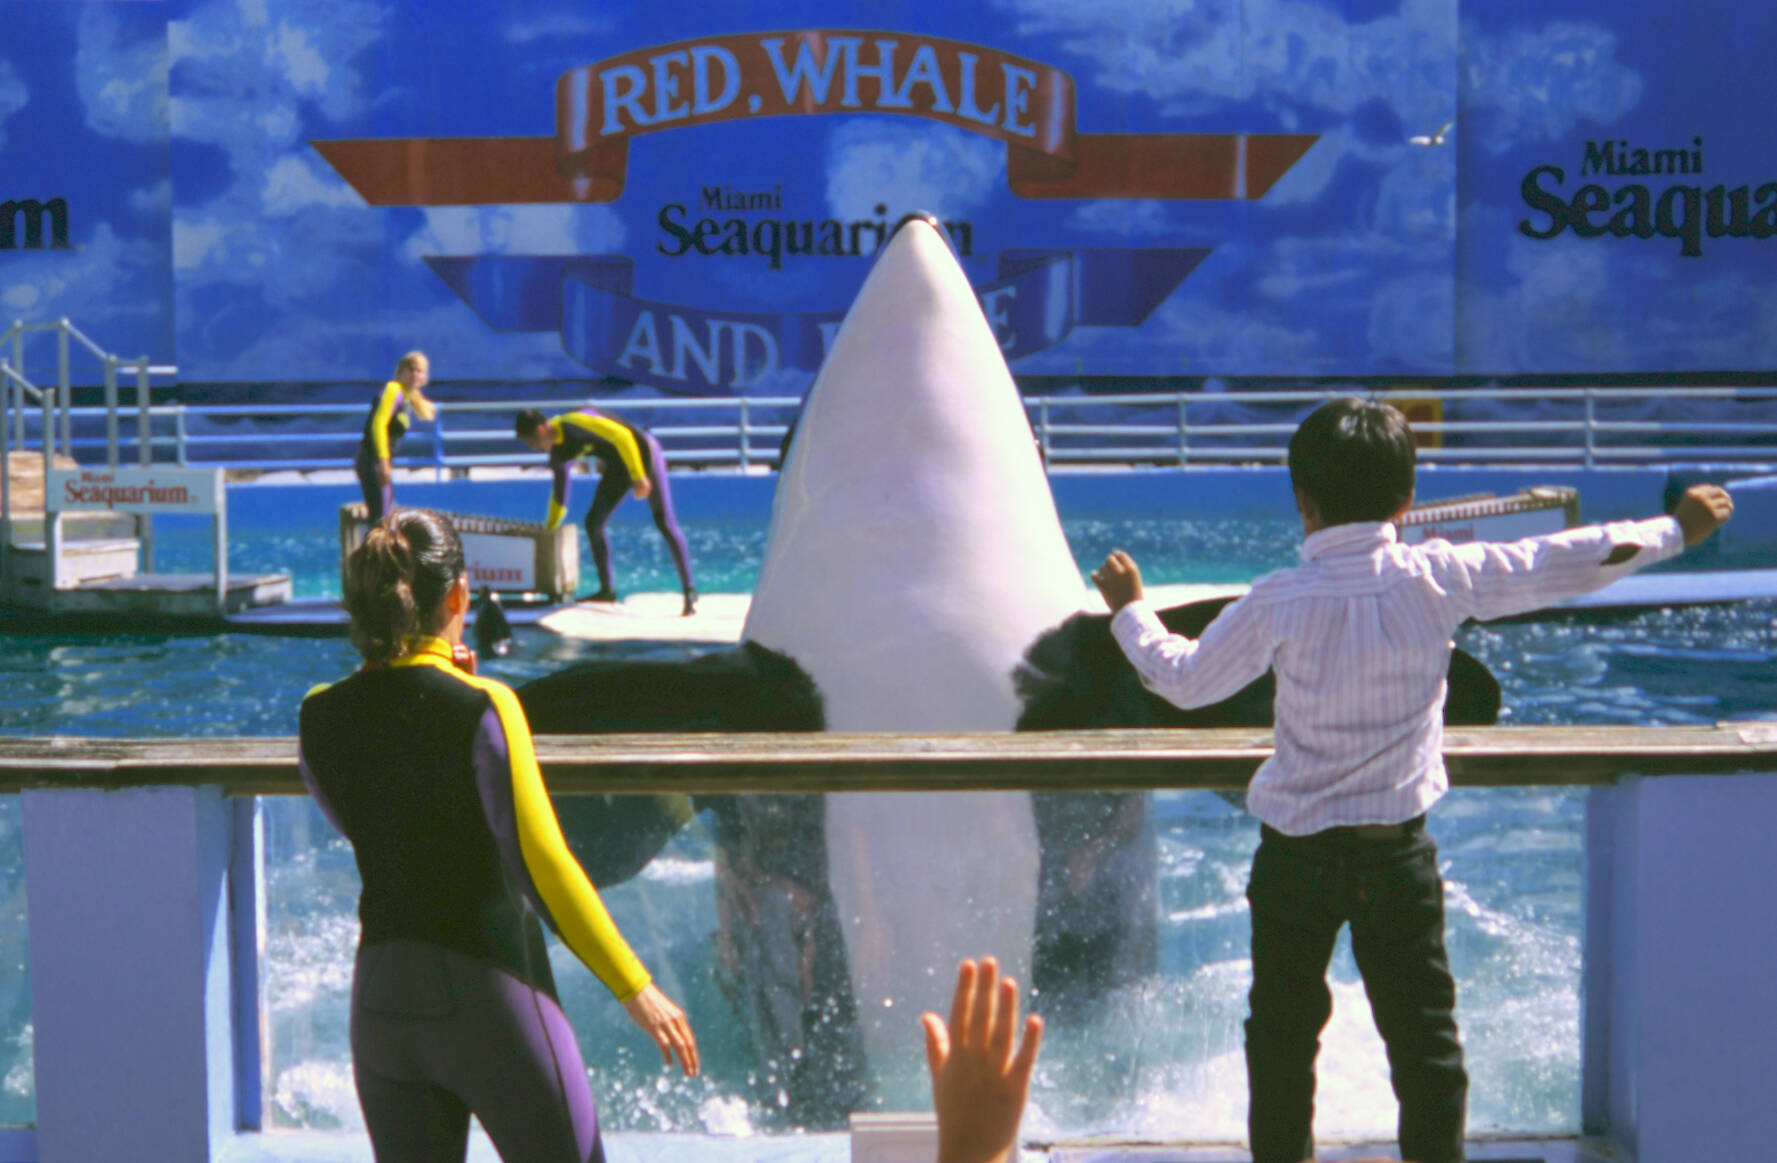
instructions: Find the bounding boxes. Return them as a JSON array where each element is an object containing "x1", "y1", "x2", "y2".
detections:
[{"x1": 6, "y1": 723, "x2": 1777, "y2": 795}]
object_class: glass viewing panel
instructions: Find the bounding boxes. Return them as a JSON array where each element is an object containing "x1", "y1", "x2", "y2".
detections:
[{"x1": 262, "y1": 785, "x2": 1583, "y2": 1139}]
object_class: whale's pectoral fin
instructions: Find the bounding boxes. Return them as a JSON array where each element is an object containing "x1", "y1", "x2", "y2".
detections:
[
  {"x1": 1015, "y1": 595, "x2": 1501, "y2": 730},
  {"x1": 551, "y1": 794, "x2": 695, "y2": 888},
  {"x1": 516, "y1": 642, "x2": 825, "y2": 886},
  {"x1": 1443, "y1": 640, "x2": 1501, "y2": 726}
]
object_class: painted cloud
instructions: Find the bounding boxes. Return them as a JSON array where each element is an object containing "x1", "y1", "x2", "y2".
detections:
[
  {"x1": 824, "y1": 117, "x2": 1006, "y2": 224},
  {"x1": 0, "y1": 58, "x2": 27, "y2": 152},
  {"x1": 1461, "y1": 20, "x2": 1643, "y2": 156}
]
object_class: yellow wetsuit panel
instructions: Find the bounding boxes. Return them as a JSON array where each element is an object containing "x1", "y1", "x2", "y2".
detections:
[
  {"x1": 368, "y1": 381, "x2": 407, "y2": 462},
  {"x1": 559, "y1": 412, "x2": 647, "y2": 482}
]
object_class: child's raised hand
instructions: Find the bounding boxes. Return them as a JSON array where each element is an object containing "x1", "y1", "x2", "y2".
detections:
[
  {"x1": 1674, "y1": 484, "x2": 1733, "y2": 546},
  {"x1": 1092, "y1": 550, "x2": 1144, "y2": 612},
  {"x1": 921, "y1": 957, "x2": 1043, "y2": 1163}
]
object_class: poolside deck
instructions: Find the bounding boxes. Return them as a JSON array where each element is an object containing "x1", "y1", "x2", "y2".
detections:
[{"x1": 208, "y1": 1130, "x2": 1622, "y2": 1162}]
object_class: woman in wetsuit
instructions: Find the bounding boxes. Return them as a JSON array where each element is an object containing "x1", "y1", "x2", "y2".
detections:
[
  {"x1": 355, "y1": 351, "x2": 436, "y2": 522},
  {"x1": 299, "y1": 508, "x2": 698, "y2": 1162},
  {"x1": 515, "y1": 407, "x2": 697, "y2": 615}
]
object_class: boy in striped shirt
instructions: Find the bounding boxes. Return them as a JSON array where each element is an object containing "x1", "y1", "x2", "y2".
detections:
[{"x1": 1093, "y1": 397, "x2": 1731, "y2": 1163}]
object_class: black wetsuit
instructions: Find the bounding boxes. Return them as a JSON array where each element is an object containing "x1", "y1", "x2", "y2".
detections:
[
  {"x1": 355, "y1": 380, "x2": 411, "y2": 522},
  {"x1": 299, "y1": 638, "x2": 650, "y2": 1161}
]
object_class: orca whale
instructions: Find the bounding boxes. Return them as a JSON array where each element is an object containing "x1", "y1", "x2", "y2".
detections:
[{"x1": 517, "y1": 216, "x2": 1499, "y2": 1125}]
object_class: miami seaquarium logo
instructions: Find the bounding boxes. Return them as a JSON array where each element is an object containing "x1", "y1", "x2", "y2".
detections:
[
  {"x1": 1, "y1": 197, "x2": 71, "y2": 251},
  {"x1": 313, "y1": 29, "x2": 1319, "y2": 393},
  {"x1": 1519, "y1": 136, "x2": 1776, "y2": 256}
]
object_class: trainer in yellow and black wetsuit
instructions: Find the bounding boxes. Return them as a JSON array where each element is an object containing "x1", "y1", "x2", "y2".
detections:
[
  {"x1": 515, "y1": 406, "x2": 697, "y2": 615},
  {"x1": 299, "y1": 508, "x2": 698, "y2": 1162},
  {"x1": 354, "y1": 351, "x2": 435, "y2": 522}
]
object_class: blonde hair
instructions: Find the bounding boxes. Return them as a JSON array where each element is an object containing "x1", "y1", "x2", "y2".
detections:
[
  {"x1": 396, "y1": 350, "x2": 428, "y2": 376},
  {"x1": 343, "y1": 509, "x2": 464, "y2": 663}
]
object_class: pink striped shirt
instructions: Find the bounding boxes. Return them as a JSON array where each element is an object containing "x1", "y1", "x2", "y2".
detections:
[{"x1": 1110, "y1": 516, "x2": 1685, "y2": 835}]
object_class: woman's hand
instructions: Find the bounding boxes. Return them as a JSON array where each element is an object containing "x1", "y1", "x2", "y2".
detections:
[{"x1": 621, "y1": 982, "x2": 700, "y2": 1076}]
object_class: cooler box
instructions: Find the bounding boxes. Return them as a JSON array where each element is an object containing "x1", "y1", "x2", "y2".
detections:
[
  {"x1": 340, "y1": 503, "x2": 579, "y2": 601},
  {"x1": 1398, "y1": 485, "x2": 1580, "y2": 545}
]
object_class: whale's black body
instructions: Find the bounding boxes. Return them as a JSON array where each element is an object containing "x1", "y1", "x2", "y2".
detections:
[{"x1": 517, "y1": 597, "x2": 1498, "y2": 1126}]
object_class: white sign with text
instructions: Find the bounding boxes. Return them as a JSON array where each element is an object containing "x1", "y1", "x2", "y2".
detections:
[
  {"x1": 46, "y1": 467, "x2": 222, "y2": 516},
  {"x1": 460, "y1": 531, "x2": 537, "y2": 592}
]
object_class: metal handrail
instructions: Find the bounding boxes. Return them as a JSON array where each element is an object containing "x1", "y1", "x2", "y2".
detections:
[
  {"x1": 72, "y1": 389, "x2": 1777, "y2": 473},
  {"x1": 1, "y1": 318, "x2": 178, "y2": 471},
  {"x1": 11, "y1": 373, "x2": 1777, "y2": 477}
]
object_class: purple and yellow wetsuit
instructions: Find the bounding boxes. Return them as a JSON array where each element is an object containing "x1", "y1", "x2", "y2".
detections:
[
  {"x1": 543, "y1": 409, "x2": 694, "y2": 599},
  {"x1": 355, "y1": 380, "x2": 415, "y2": 522},
  {"x1": 299, "y1": 637, "x2": 646, "y2": 1162}
]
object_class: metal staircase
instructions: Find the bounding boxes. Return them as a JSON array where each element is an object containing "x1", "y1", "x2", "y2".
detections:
[{"x1": 0, "y1": 320, "x2": 174, "y2": 605}]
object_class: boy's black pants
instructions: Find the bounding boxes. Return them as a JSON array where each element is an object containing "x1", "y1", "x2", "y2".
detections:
[{"x1": 1245, "y1": 816, "x2": 1468, "y2": 1163}]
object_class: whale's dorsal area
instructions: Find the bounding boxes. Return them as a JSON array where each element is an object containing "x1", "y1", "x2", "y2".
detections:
[{"x1": 743, "y1": 217, "x2": 1089, "y2": 731}]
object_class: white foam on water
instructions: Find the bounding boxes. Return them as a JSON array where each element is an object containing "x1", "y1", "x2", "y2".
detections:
[
  {"x1": 271, "y1": 1058, "x2": 362, "y2": 1131},
  {"x1": 640, "y1": 857, "x2": 716, "y2": 886}
]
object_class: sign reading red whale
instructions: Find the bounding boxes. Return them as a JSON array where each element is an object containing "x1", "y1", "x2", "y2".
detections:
[{"x1": 313, "y1": 30, "x2": 1317, "y2": 206}]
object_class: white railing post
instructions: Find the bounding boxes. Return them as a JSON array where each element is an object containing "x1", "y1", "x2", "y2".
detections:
[
  {"x1": 1583, "y1": 770, "x2": 1777, "y2": 1162},
  {"x1": 9, "y1": 328, "x2": 21, "y2": 451},
  {"x1": 1177, "y1": 394, "x2": 1189, "y2": 467},
  {"x1": 1038, "y1": 398, "x2": 1051, "y2": 466},
  {"x1": 105, "y1": 356, "x2": 118, "y2": 468},
  {"x1": 431, "y1": 410, "x2": 444, "y2": 481},
  {"x1": 1584, "y1": 388, "x2": 1596, "y2": 469},
  {"x1": 738, "y1": 398, "x2": 751, "y2": 470},
  {"x1": 136, "y1": 358, "x2": 151, "y2": 467},
  {"x1": 41, "y1": 383, "x2": 55, "y2": 482},
  {"x1": 137, "y1": 360, "x2": 154, "y2": 567},
  {"x1": 177, "y1": 406, "x2": 189, "y2": 467},
  {"x1": 23, "y1": 784, "x2": 248, "y2": 1162},
  {"x1": 56, "y1": 321, "x2": 71, "y2": 460}
]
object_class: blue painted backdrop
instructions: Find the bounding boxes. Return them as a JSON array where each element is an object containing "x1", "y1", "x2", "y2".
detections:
[{"x1": 0, "y1": 0, "x2": 1770, "y2": 390}]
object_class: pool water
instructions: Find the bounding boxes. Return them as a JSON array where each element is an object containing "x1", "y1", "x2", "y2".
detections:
[{"x1": 4, "y1": 497, "x2": 1776, "y2": 1140}]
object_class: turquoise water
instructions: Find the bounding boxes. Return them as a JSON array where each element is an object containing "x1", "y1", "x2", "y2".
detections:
[{"x1": 4, "y1": 494, "x2": 1777, "y2": 1139}]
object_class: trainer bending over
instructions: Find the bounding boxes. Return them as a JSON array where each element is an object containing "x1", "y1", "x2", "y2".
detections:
[{"x1": 516, "y1": 407, "x2": 697, "y2": 615}]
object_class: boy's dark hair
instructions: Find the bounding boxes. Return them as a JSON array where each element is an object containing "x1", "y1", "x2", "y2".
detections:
[
  {"x1": 1287, "y1": 397, "x2": 1416, "y2": 526},
  {"x1": 514, "y1": 408, "x2": 547, "y2": 439}
]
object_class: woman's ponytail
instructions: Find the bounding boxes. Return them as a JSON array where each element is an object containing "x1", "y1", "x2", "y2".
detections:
[{"x1": 343, "y1": 509, "x2": 465, "y2": 663}]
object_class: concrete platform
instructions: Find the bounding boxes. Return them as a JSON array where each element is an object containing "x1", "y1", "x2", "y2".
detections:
[
  {"x1": 0, "y1": 571, "x2": 293, "y2": 630},
  {"x1": 538, "y1": 590, "x2": 753, "y2": 642},
  {"x1": 223, "y1": 595, "x2": 567, "y2": 637},
  {"x1": 215, "y1": 1130, "x2": 848, "y2": 1163},
  {"x1": 1046, "y1": 1137, "x2": 1620, "y2": 1162},
  {"x1": 206, "y1": 1131, "x2": 1619, "y2": 1163}
]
